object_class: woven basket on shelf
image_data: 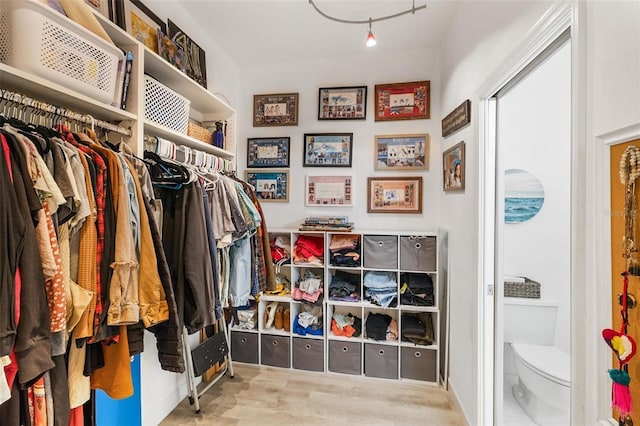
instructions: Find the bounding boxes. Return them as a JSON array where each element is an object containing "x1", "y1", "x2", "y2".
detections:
[
  {"x1": 504, "y1": 277, "x2": 540, "y2": 298},
  {"x1": 187, "y1": 122, "x2": 212, "y2": 144}
]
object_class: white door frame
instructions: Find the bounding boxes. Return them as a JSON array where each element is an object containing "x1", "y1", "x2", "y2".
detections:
[{"x1": 475, "y1": 2, "x2": 576, "y2": 424}]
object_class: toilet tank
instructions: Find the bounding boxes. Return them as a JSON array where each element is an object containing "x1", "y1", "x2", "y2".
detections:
[{"x1": 503, "y1": 298, "x2": 558, "y2": 345}]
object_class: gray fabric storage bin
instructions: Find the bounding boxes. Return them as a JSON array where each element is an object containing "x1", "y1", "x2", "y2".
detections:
[
  {"x1": 261, "y1": 335, "x2": 290, "y2": 368},
  {"x1": 401, "y1": 347, "x2": 437, "y2": 382},
  {"x1": 400, "y1": 236, "x2": 436, "y2": 271},
  {"x1": 364, "y1": 343, "x2": 398, "y2": 379},
  {"x1": 230, "y1": 331, "x2": 259, "y2": 364},
  {"x1": 363, "y1": 235, "x2": 398, "y2": 269},
  {"x1": 328, "y1": 340, "x2": 362, "y2": 375},
  {"x1": 292, "y1": 338, "x2": 324, "y2": 372}
]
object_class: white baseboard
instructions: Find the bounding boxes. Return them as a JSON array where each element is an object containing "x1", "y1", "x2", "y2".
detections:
[{"x1": 448, "y1": 379, "x2": 471, "y2": 426}]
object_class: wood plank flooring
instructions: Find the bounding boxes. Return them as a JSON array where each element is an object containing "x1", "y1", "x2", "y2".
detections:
[{"x1": 160, "y1": 363, "x2": 466, "y2": 425}]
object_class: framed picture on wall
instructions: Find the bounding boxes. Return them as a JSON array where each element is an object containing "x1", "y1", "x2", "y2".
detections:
[
  {"x1": 318, "y1": 86, "x2": 367, "y2": 120},
  {"x1": 121, "y1": 0, "x2": 166, "y2": 54},
  {"x1": 367, "y1": 176, "x2": 423, "y2": 214},
  {"x1": 247, "y1": 137, "x2": 290, "y2": 168},
  {"x1": 253, "y1": 93, "x2": 299, "y2": 127},
  {"x1": 375, "y1": 133, "x2": 429, "y2": 170},
  {"x1": 443, "y1": 141, "x2": 465, "y2": 191},
  {"x1": 374, "y1": 80, "x2": 430, "y2": 121},
  {"x1": 305, "y1": 175, "x2": 353, "y2": 207},
  {"x1": 245, "y1": 170, "x2": 289, "y2": 202},
  {"x1": 167, "y1": 19, "x2": 207, "y2": 88},
  {"x1": 303, "y1": 133, "x2": 353, "y2": 167}
]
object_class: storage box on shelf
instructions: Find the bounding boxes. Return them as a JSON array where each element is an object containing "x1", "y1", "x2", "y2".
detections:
[
  {"x1": 143, "y1": 75, "x2": 190, "y2": 133},
  {"x1": 241, "y1": 229, "x2": 449, "y2": 385},
  {"x1": 0, "y1": 0, "x2": 122, "y2": 104}
]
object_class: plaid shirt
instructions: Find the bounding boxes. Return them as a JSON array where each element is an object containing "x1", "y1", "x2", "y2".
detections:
[{"x1": 64, "y1": 132, "x2": 106, "y2": 340}]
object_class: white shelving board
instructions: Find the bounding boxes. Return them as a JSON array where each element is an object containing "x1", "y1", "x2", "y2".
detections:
[{"x1": 0, "y1": 63, "x2": 137, "y2": 123}]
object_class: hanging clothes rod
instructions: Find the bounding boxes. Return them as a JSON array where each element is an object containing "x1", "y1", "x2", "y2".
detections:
[
  {"x1": 0, "y1": 88, "x2": 132, "y2": 136},
  {"x1": 144, "y1": 134, "x2": 234, "y2": 173}
]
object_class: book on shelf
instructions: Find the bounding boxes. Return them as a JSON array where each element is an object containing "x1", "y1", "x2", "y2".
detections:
[
  {"x1": 298, "y1": 223, "x2": 354, "y2": 232},
  {"x1": 120, "y1": 50, "x2": 134, "y2": 110},
  {"x1": 304, "y1": 216, "x2": 349, "y2": 225},
  {"x1": 111, "y1": 55, "x2": 125, "y2": 109}
]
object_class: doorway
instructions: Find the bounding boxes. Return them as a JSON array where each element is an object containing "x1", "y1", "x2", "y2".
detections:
[
  {"x1": 479, "y1": 27, "x2": 573, "y2": 425},
  {"x1": 495, "y1": 38, "x2": 571, "y2": 426}
]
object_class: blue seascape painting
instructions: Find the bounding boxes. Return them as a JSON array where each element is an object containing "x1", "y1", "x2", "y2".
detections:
[{"x1": 505, "y1": 169, "x2": 545, "y2": 224}]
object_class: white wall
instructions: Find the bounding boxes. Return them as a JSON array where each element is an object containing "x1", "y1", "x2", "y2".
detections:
[
  {"x1": 585, "y1": 1, "x2": 640, "y2": 422},
  {"x1": 439, "y1": 1, "x2": 553, "y2": 423},
  {"x1": 499, "y1": 42, "x2": 571, "y2": 352},
  {"x1": 238, "y1": 48, "x2": 443, "y2": 231}
]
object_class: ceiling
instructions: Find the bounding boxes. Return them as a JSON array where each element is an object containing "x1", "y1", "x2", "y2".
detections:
[{"x1": 180, "y1": 0, "x2": 459, "y2": 68}]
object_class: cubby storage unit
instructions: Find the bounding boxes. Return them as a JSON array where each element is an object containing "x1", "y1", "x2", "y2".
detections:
[{"x1": 233, "y1": 229, "x2": 448, "y2": 386}]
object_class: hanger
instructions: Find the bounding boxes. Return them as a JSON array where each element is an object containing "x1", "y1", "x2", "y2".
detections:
[{"x1": 144, "y1": 150, "x2": 191, "y2": 189}]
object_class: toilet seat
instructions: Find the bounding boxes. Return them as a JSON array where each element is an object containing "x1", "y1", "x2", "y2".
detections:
[{"x1": 511, "y1": 343, "x2": 570, "y2": 387}]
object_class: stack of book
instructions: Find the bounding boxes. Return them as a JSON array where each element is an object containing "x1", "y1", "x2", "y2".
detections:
[{"x1": 299, "y1": 216, "x2": 354, "y2": 232}]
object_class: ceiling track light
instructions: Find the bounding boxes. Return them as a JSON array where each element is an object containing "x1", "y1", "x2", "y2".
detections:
[{"x1": 309, "y1": 0, "x2": 427, "y2": 47}]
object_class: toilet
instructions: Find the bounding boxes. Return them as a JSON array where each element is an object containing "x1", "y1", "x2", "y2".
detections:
[{"x1": 504, "y1": 299, "x2": 571, "y2": 426}]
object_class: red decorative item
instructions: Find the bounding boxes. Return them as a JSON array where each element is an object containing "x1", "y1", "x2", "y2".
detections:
[{"x1": 603, "y1": 329, "x2": 637, "y2": 365}]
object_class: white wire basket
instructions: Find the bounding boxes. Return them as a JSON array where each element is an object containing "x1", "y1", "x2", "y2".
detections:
[
  {"x1": 0, "y1": 0, "x2": 122, "y2": 105},
  {"x1": 144, "y1": 75, "x2": 191, "y2": 134}
]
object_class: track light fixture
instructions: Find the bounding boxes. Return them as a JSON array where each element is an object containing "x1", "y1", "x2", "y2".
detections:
[
  {"x1": 309, "y1": 0, "x2": 426, "y2": 47},
  {"x1": 366, "y1": 19, "x2": 377, "y2": 47}
]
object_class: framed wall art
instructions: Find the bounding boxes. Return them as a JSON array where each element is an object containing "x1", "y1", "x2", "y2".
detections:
[
  {"x1": 443, "y1": 141, "x2": 465, "y2": 191},
  {"x1": 121, "y1": 0, "x2": 166, "y2": 54},
  {"x1": 253, "y1": 93, "x2": 299, "y2": 127},
  {"x1": 303, "y1": 133, "x2": 353, "y2": 167},
  {"x1": 318, "y1": 86, "x2": 367, "y2": 120},
  {"x1": 305, "y1": 175, "x2": 353, "y2": 207},
  {"x1": 157, "y1": 29, "x2": 185, "y2": 72},
  {"x1": 247, "y1": 137, "x2": 290, "y2": 168},
  {"x1": 167, "y1": 19, "x2": 207, "y2": 88},
  {"x1": 375, "y1": 133, "x2": 429, "y2": 170},
  {"x1": 442, "y1": 99, "x2": 471, "y2": 138},
  {"x1": 374, "y1": 80, "x2": 430, "y2": 121},
  {"x1": 367, "y1": 176, "x2": 423, "y2": 214},
  {"x1": 245, "y1": 170, "x2": 289, "y2": 202}
]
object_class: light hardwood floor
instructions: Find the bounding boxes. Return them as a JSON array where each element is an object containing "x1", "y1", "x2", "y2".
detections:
[{"x1": 160, "y1": 363, "x2": 466, "y2": 425}]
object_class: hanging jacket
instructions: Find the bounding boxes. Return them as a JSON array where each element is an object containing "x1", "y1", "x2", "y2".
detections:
[{"x1": 2, "y1": 131, "x2": 55, "y2": 384}]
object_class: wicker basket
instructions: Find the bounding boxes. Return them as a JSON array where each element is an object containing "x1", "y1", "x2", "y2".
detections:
[
  {"x1": 504, "y1": 277, "x2": 540, "y2": 298},
  {"x1": 187, "y1": 122, "x2": 212, "y2": 144}
]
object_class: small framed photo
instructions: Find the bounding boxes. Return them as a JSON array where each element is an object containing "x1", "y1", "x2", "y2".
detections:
[
  {"x1": 318, "y1": 86, "x2": 367, "y2": 120},
  {"x1": 245, "y1": 170, "x2": 289, "y2": 202},
  {"x1": 443, "y1": 141, "x2": 465, "y2": 191},
  {"x1": 253, "y1": 93, "x2": 299, "y2": 127},
  {"x1": 122, "y1": 0, "x2": 167, "y2": 54},
  {"x1": 247, "y1": 137, "x2": 290, "y2": 168},
  {"x1": 374, "y1": 80, "x2": 430, "y2": 121},
  {"x1": 303, "y1": 133, "x2": 353, "y2": 167},
  {"x1": 167, "y1": 19, "x2": 207, "y2": 88},
  {"x1": 157, "y1": 29, "x2": 185, "y2": 72},
  {"x1": 367, "y1": 176, "x2": 423, "y2": 214},
  {"x1": 375, "y1": 134, "x2": 429, "y2": 170},
  {"x1": 306, "y1": 175, "x2": 353, "y2": 207}
]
